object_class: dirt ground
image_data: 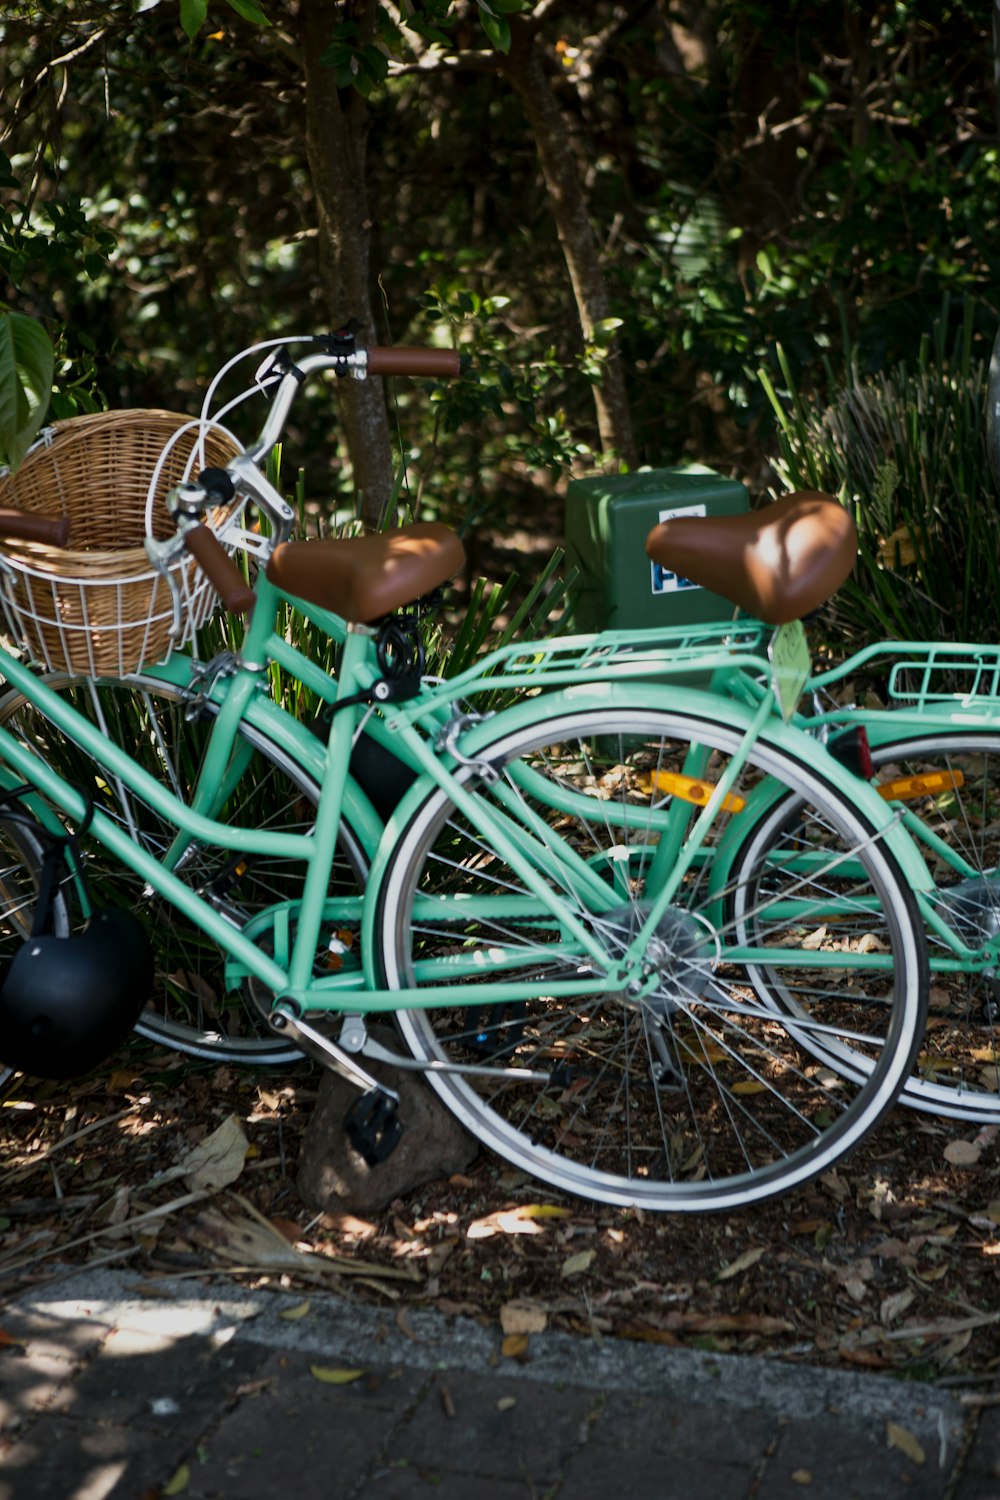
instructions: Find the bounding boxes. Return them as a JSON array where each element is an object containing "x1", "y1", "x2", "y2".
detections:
[{"x1": 3, "y1": 1039, "x2": 1000, "y2": 1390}]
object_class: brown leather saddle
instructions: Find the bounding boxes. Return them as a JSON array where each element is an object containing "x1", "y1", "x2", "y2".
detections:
[
  {"x1": 644, "y1": 491, "x2": 857, "y2": 625},
  {"x1": 265, "y1": 522, "x2": 465, "y2": 624}
]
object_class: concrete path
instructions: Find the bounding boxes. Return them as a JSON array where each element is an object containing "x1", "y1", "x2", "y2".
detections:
[{"x1": 2, "y1": 1267, "x2": 998, "y2": 1498}]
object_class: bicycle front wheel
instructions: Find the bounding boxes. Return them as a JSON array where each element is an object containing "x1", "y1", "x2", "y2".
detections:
[
  {"x1": 0, "y1": 674, "x2": 368, "y2": 1065},
  {"x1": 375, "y1": 702, "x2": 927, "y2": 1212}
]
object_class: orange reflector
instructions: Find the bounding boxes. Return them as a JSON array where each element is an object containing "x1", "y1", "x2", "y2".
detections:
[
  {"x1": 877, "y1": 769, "x2": 965, "y2": 801},
  {"x1": 644, "y1": 770, "x2": 746, "y2": 814}
]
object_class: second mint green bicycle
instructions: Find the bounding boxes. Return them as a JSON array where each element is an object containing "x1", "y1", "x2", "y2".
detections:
[
  {"x1": 0, "y1": 333, "x2": 932, "y2": 1212},
  {"x1": 645, "y1": 467, "x2": 1000, "y2": 1125}
]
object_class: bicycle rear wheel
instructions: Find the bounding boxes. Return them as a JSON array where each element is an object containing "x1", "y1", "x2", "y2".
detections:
[
  {"x1": 0, "y1": 674, "x2": 367, "y2": 1064},
  {"x1": 733, "y1": 729, "x2": 1000, "y2": 1121},
  {"x1": 375, "y1": 701, "x2": 927, "y2": 1212}
]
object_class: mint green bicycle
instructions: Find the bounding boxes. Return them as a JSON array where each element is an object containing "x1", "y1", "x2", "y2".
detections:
[{"x1": 0, "y1": 334, "x2": 931, "y2": 1211}]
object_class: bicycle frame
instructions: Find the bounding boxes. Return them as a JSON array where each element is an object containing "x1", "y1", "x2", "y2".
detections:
[{"x1": 0, "y1": 564, "x2": 934, "y2": 1023}]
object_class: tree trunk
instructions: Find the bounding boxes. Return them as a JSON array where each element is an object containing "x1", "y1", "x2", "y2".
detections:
[
  {"x1": 501, "y1": 21, "x2": 636, "y2": 469},
  {"x1": 297, "y1": 0, "x2": 396, "y2": 527}
]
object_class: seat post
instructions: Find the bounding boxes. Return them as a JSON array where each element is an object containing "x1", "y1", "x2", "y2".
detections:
[{"x1": 285, "y1": 623, "x2": 377, "y2": 994}]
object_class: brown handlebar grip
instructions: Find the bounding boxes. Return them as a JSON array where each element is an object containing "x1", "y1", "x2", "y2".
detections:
[
  {"x1": 366, "y1": 347, "x2": 461, "y2": 378},
  {"x1": 183, "y1": 525, "x2": 256, "y2": 616},
  {"x1": 0, "y1": 508, "x2": 71, "y2": 548}
]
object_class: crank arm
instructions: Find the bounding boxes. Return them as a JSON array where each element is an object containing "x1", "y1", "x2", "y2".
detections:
[
  {"x1": 270, "y1": 1004, "x2": 399, "y2": 1104},
  {"x1": 340, "y1": 1018, "x2": 556, "y2": 1086}
]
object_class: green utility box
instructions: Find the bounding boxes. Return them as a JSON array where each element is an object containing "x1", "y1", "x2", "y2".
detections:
[{"x1": 565, "y1": 465, "x2": 749, "y2": 633}]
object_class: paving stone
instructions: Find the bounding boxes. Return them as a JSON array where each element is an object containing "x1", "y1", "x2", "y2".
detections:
[
  {"x1": 185, "y1": 1364, "x2": 408, "y2": 1499},
  {"x1": 0, "y1": 1347, "x2": 80, "y2": 1433},
  {"x1": 0, "y1": 1305, "x2": 112, "y2": 1362},
  {"x1": 248, "y1": 1349, "x2": 430, "y2": 1412},
  {"x1": 558, "y1": 1438, "x2": 753, "y2": 1500},
  {"x1": 963, "y1": 1408, "x2": 1000, "y2": 1482},
  {"x1": 953, "y1": 1474, "x2": 1000, "y2": 1500},
  {"x1": 59, "y1": 1326, "x2": 274, "y2": 1434},
  {"x1": 0, "y1": 1414, "x2": 187, "y2": 1500},
  {"x1": 760, "y1": 1414, "x2": 952, "y2": 1500},
  {"x1": 594, "y1": 1390, "x2": 767, "y2": 1466},
  {"x1": 384, "y1": 1370, "x2": 595, "y2": 1485},
  {"x1": 366, "y1": 1467, "x2": 536, "y2": 1499}
]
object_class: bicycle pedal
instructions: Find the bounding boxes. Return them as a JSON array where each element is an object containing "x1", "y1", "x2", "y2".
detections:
[{"x1": 344, "y1": 1089, "x2": 404, "y2": 1166}]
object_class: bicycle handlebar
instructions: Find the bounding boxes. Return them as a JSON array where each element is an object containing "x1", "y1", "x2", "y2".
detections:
[
  {"x1": 183, "y1": 524, "x2": 256, "y2": 615},
  {"x1": 365, "y1": 347, "x2": 461, "y2": 378},
  {"x1": 0, "y1": 508, "x2": 71, "y2": 548},
  {"x1": 243, "y1": 342, "x2": 460, "y2": 464},
  {"x1": 175, "y1": 339, "x2": 461, "y2": 606}
]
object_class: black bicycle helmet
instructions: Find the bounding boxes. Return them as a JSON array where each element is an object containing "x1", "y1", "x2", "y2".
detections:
[
  {"x1": 0, "y1": 791, "x2": 153, "y2": 1080},
  {"x1": 0, "y1": 907, "x2": 153, "y2": 1080}
]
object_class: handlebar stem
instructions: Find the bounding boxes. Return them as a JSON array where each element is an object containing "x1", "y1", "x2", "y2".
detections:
[{"x1": 226, "y1": 454, "x2": 296, "y2": 544}]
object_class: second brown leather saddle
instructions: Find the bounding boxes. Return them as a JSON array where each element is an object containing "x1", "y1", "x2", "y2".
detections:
[{"x1": 644, "y1": 491, "x2": 857, "y2": 625}]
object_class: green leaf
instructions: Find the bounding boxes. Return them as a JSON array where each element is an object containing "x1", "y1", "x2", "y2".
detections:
[
  {"x1": 224, "y1": 0, "x2": 271, "y2": 24},
  {"x1": 377, "y1": 4, "x2": 404, "y2": 50},
  {"x1": 178, "y1": 0, "x2": 208, "y2": 38},
  {"x1": 0, "y1": 313, "x2": 53, "y2": 472},
  {"x1": 361, "y1": 44, "x2": 389, "y2": 82},
  {"x1": 479, "y1": 12, "x2": 512, "y2": 51}
]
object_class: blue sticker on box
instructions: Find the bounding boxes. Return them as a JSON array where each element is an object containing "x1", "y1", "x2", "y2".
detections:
[{"x1": 650, "y1": 505, "x2": 706, "y2": 595}]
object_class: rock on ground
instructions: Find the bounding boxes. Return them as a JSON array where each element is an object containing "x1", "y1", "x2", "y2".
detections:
[{"x1": 296, "y1": 1025, "x2": 478, "y2": 1214}]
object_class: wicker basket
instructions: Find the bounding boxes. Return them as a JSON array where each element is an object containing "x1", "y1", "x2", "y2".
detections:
[{"x1": 0, "y1": 410, "x2": 241, "y2": 676}]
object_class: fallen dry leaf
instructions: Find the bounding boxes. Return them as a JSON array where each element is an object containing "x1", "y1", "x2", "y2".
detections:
[
  {"x1": 682, "y1": 1313, "x2": 794, "y2": 1336},
  {"x1": 935, "y1": 1330, "x2": 974, "y2": 1365},
  {"x1": 886, "y1": 1422, "x2": 925, "y2": 1464},
  {"x1": 619, "y1": 1324, "x2": 681, "y2": 1346},
  {"x1": 425, "y1": 1238, "x2": 459, "y2": 1275},
  {"x1": 500, "y1": 1299, "x2": 548, "y2": 1335},
  {"x1": 501, "y1": 1332, "x2": 531, "y2": 1360},
  {"x1": 322, "y1": 1213, "x2": 378, "y2": 1239},
  {"x1": 162, "y1": 1463, "x2": 191, "y2": 1495},
  {"x1": 497, "y1": 1396, "x2": 517, "y2": 1412},
  {"x1": 396, "y1": 1307, "x2": 420, "y2": 1343},
  {"x1": 879, "y1": 1289, "x2": 915, "y2": 1327},
  {"x1": 310, "y1": 1366, "x2": 366, "y2": 1385},
  {"x1": 181, "y1": 1115, "x2": 250, "y2": 1192},
  {"x1": 467, "y1": 1204, "x2": 568, "y2": 1240},
  {"x1": 944, "y1": 1139, "x2": 983, "y2": 1167},
  {"x1": 839, "y1": 1349, "x2": 893, "y2": 1369},
  {"x1": 278, "y1": 1300, "x2": 311, "y2": 1322},
  {"x1": 716, "y1": 1246, "x2": 765, "y2": 1281},
  {"x1": 270, "y1": 1217, "x2": 304, "y2": 1244},
  {"x1": 791, "y1": 1471, "x2": 813, "y2": 1486},
  {"x1": 820, "y1": 1170, "x2": 850, "y2": 1200},
  {"x1": 560, "y1": 1248, "x2": 596, "y2": 1278},
  {"x1": 914, "y1": 1264, "x2": 949, "y2": 1284}
]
